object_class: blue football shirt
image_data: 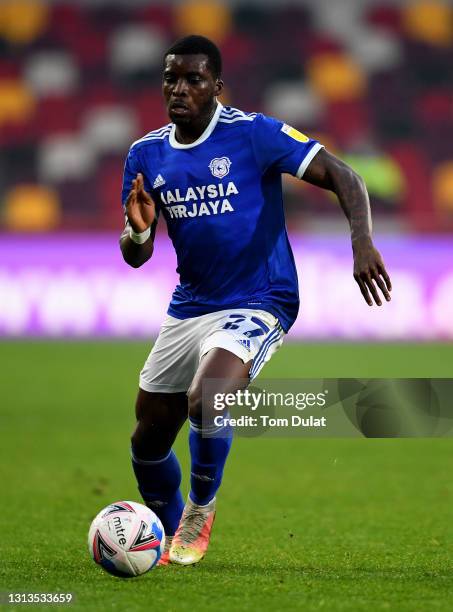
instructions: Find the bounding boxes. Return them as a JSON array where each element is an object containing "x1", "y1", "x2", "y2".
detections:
[{"x1": 121, "y1": 103, "x2": 324, "y2": 332}]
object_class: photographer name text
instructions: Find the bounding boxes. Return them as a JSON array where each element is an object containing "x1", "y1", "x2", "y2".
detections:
[{"x1": 214, "y1": 415, "x2": 327, "y2": 428}]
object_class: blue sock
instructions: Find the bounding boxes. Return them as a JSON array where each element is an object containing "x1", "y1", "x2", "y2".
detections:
[
  {"x1": 188, "y1": 417, "x2": 233, "y2": 506},
  {"x1": 131, "y1": 448, "x2": 184, "y2": 536}
]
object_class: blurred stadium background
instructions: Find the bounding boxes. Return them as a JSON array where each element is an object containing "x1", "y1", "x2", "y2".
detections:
[
  {"x1": 2, "y1": 4, "x2": 453, "y2": 607},
  {"x1": 0, "y1": 0, "x2": 452, "y2": 340}
]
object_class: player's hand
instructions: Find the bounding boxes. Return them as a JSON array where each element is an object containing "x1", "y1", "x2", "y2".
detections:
[
  {"x1": 352, "y1": 237, "x2": 392, "y2": 306},
  {"x1": 125, "y1": 173, "x2": 156, "y2": 233}
]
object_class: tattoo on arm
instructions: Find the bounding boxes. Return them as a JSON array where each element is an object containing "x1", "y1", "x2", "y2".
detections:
[
  {"x1": 302, "y1": 149, "x2": 392, "y2": 306},
  {"x1": 303, "y1": 149, "x2": 372, "y2": 243}
]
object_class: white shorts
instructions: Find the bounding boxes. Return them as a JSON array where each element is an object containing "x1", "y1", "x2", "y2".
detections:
[{"x1": 139, "y1": 309, "x2": 285, "y2": 393}]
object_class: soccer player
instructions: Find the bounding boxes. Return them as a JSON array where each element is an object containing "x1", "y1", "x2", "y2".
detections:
[{"x1": 120, "y1": 35, "x2": 391, "y2": 566}]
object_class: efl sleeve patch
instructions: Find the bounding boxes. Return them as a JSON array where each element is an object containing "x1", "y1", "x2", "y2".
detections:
[{"x1": 281, "y1": 124, "x2": 309, "y2": 143}]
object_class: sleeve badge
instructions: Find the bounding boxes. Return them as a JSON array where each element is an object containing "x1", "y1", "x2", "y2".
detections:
[{"x1": 281, "y1": 124, "x2": 310, "y2": 143}]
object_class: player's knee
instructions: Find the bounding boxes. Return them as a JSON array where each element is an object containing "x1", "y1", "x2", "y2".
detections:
[
  {"x1": 131, "y1": 420, "x2": 171, "y2": 459},
  {"x1": 187, "y1": 385, "x2": 221, "y2": 422},
  {"x1": 132, "y1": 390, "x2": 188, "y2": 456},
  {"x1": 130, "y1": 422, "x2": 150, "y2": 456},
  {"x1": 187, "y1": 384, "x2": 203, "y2": 421}
]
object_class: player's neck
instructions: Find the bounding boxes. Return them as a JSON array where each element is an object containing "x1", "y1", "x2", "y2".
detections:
[{"x1": 174, "y1": 102, "x2": 218, "y2": 145}]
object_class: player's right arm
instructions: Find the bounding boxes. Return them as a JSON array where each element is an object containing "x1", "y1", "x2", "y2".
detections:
[{"x1": 120, "y1": 172, "x2": 156, "y2": 268}]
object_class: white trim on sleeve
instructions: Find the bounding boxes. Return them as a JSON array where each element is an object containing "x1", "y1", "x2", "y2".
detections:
[{"x1": 296, "y1": 143, "x2": 325, "y2": 179}]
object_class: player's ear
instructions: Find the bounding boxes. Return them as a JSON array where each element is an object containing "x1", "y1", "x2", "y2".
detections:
[{"x1": 214, "y1": 78, "x2": 224, "y2": 97}]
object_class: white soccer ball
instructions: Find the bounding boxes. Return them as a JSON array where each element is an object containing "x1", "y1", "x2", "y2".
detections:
[{"x1": 88, "y1": 500, "x2": 165, "y2": 577}]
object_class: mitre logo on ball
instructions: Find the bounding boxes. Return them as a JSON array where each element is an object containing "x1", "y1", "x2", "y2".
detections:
[{"x1": 209, "y1": 157, "x2": 232, "y2": 179}]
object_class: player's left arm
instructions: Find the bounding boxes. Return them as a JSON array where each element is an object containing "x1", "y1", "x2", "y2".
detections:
[{"x1": 303, "y1": 148, "x2": 392, "y2": 306}]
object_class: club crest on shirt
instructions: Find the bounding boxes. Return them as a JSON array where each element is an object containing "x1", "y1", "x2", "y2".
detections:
[{"x1": 209, "y1": 157, "x2": 232, "y2": 179}]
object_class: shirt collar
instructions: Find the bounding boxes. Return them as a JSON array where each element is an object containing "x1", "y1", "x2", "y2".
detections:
[{"x1": 169, "y1": 101, "x2": 223, "y2": 150}]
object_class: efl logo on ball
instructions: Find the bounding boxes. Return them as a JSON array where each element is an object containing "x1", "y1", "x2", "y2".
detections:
[{"x1": 209, "y1": 157, "x2": 232, "y2": 179}]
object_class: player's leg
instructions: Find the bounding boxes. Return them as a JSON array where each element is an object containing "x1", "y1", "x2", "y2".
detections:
[
  {"x1": 189, "y1": 310, "x2": 284, "y2": 509},
  {"x1": 131, "y1": 389, "x2": 187, "y2": 540},
  {"x1": 130, "y1": 315, "x2": 202, "y2": 563},
  {"x1": 170, "y1": 309, "x2": 284, "y2": 565},
  {"x1": 187, "y1": 348, "x2": 250, "y2": 505},
  {"x1": 170, "y1": 348, "x2": 249, "y2": 565}
]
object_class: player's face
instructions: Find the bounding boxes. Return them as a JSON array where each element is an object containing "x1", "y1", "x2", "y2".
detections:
[{"x1": 163, "y1": 54, "x2": 222, "y2": 125}]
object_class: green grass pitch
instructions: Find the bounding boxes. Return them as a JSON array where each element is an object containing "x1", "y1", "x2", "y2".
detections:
[{"x1": 1, "y1": 341, "x2": 453, "y2": 611}]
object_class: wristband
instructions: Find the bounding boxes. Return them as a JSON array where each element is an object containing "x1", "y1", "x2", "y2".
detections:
[{"x1": 129, "y1": 226, "x2": 151, "y2": 244}]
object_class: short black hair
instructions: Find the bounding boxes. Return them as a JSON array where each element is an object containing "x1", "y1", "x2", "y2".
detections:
[{"x1": 164, "y1": 35, "x2": 222, "y2": 79}]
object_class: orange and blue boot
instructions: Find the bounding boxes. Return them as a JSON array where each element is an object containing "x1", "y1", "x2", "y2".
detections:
[
  {"x1": 169, "y1": 497, "x2": 216, "y2": 565},
  {"x1": 157, "y1": 535, "x2": 173, "y2": 566}
]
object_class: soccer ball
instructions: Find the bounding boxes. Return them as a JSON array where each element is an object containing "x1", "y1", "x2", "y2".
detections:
[{"x1": 88, "y1": 500, "x2": 165, "y2": 577}]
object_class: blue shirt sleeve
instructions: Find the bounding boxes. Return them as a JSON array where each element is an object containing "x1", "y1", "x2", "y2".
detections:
[
  {"x1": 251, "y1": 114, "x2": 324, "y2": 178},
  {"x1": 121, "y1": 145, "x2": 141, "y2": 207}
]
